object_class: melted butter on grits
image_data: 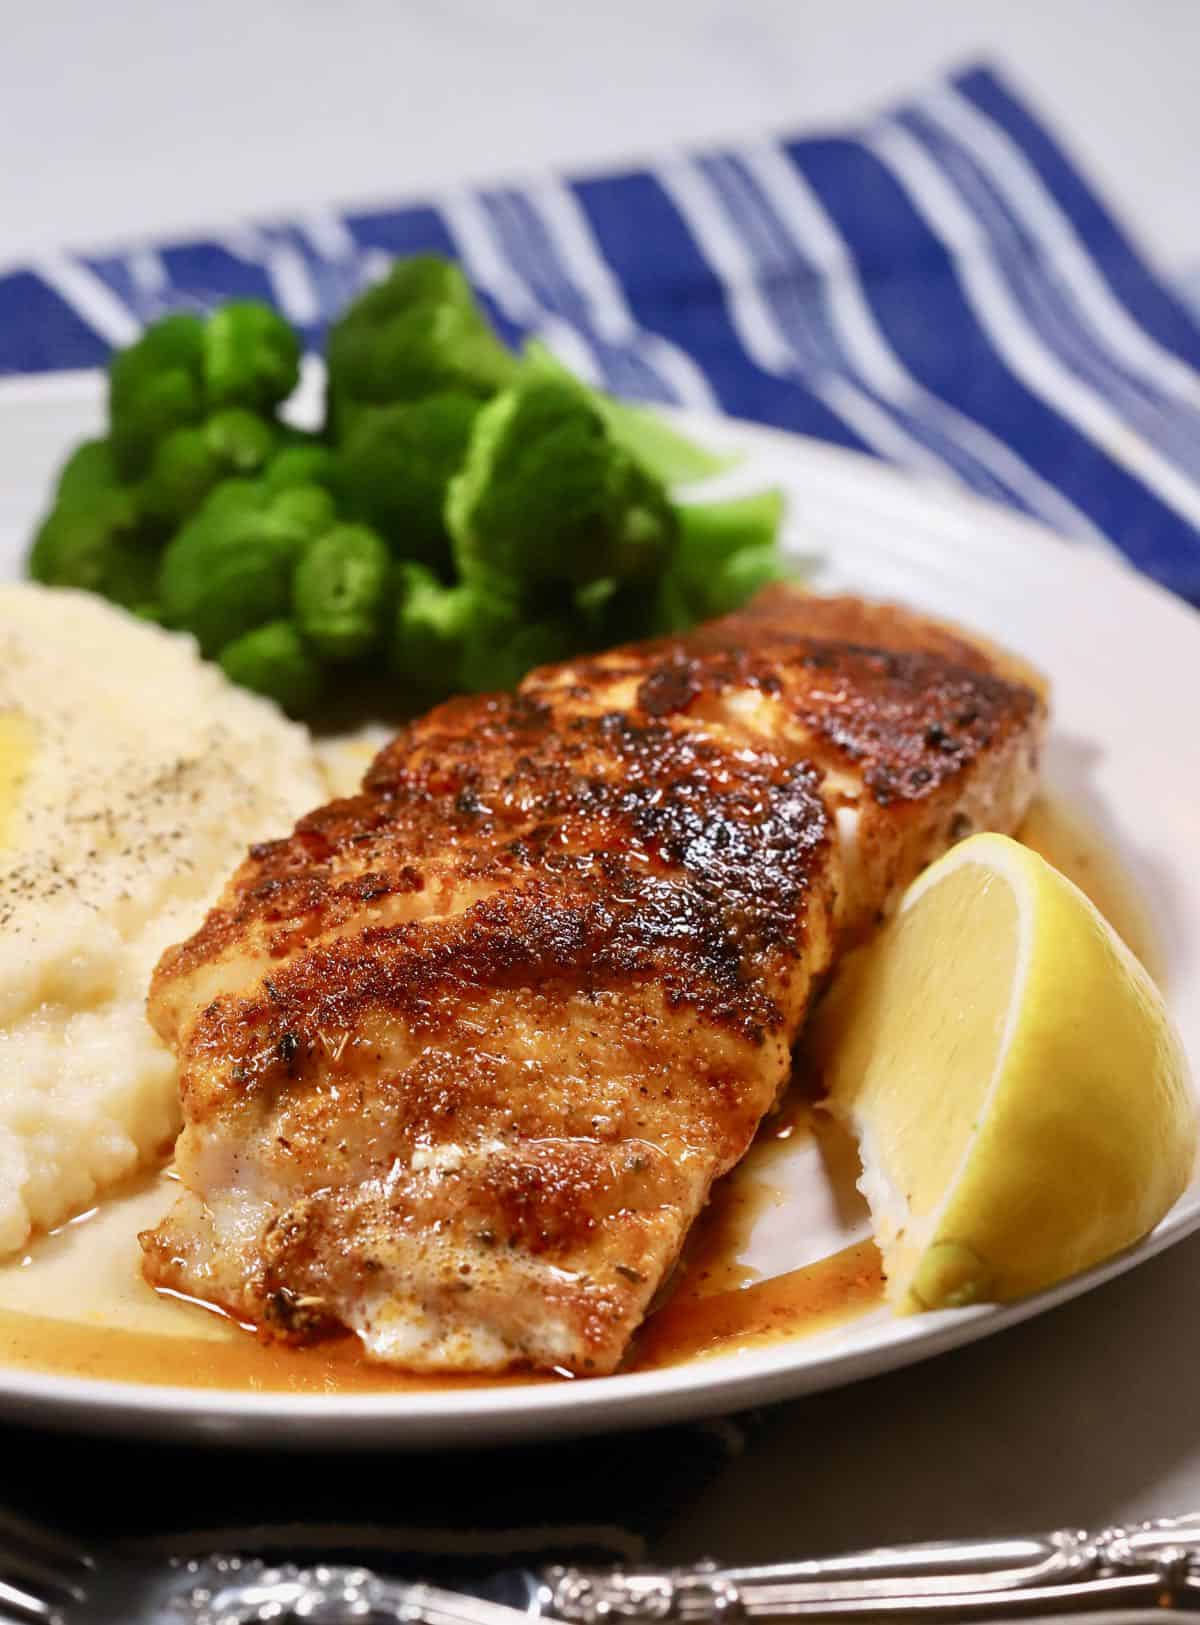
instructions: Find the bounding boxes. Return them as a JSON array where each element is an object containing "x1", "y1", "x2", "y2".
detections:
[
  {"x1": 0, "y1": 585, "x2": 326, "y2": 1256},
  {"x1": 0, "y1": 713, "x2": 35, "y2": 848}
]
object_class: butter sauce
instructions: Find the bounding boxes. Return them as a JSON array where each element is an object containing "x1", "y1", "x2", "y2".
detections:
[
  {"x1": 1017, "y1": 796, "x2": 1164, "y2": 984},
  {"x1": 0, "y1": 712, "x2": 34, "y2": 846},
  {"x1": 0, "y1": 1113, "x2": 880, "y2": 1391}
]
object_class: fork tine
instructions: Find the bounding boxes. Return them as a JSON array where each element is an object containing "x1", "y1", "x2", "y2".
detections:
[
  {"x1": 0, "y1": 1512, "x2": 91, "y2": 1576},
  {"x1": 0, "y1": 1573, "x2": 63, "y2": 1623},
  {"x1": 0, "y1": 1510, "x2": 92, "y2": 1619},
  {"x1": 0, "y1": 1553, "x2": 87, "y2": 1612}
]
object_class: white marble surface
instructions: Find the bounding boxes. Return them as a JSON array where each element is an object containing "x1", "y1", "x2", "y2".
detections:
[
  {"x1": 8, "y1": 0, "x2": 1200, "y2": 284},
  {"x1": 10, "y1": 0, "x2": 1200, "y2": 1576}
]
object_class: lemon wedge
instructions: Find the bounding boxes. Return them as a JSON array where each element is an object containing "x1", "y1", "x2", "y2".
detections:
[{"x1": 810, "y1": 832, "x2": 1196, "y2": 1311}]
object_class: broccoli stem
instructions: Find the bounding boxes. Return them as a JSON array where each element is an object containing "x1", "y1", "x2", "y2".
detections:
[
  {"x1": 673, "y1": 489, "x2": 785, "y2": 561},
  {"x1": 656, "y1": 489, "x2": 789, "y2": 627}
]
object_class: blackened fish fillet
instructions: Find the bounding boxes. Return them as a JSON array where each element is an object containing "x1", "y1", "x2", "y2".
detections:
[{"x1": 142, "y1": 588, "x2": 1045, "y2": 1373}]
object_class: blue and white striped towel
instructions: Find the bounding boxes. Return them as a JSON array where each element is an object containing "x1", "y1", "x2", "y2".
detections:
[{"x1": 5, "y1": 63, "x2": 1200, "y2": 602}]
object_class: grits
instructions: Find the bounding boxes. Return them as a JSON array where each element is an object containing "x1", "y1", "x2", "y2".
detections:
[{"x1": 0, "y1": 585, "x2": 325, "y2": 1255}]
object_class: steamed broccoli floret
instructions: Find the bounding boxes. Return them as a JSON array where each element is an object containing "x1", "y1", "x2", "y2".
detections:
[
  {"x1": 108, "y1": 314, "x2": 207, "y2": 478},
  {"x1": 53, "y1": 438, "x2": 124, "y2": 506},
  {"x1": 293, "y1": 522, "x2": 391, "y2": 662},
  {"x1": 140, "y1": 409, "x2": 276, "y2": 526},
  {"x1": 29, "y1": 436, "x2": 163, "y2": 607},
  {"x1": 390, "y1": 563, "x2": 480, "y2": 697},
  {"x1": 325, "y1": 257, "x2": 517, "y2": 437},
  {"x1": 261, "y1": 481, "x2": 337, "y2": 540},
  {"x1": 522, "y1": 339, "x2": 737, "y2": 485},
  {"x1": 446, "y1": 374, "x2": 677, "y2": 592},
  {"x1": 219, "y1": 620, "x2": 325, "y2": 715},
  {"x1": 108, "y1": 303, "x2": 298, "y2": 481},
  {"x1": 25, "y1": 260, "x2": 796, "y2": 724},
  {"x1": 203, "y1": 302, "x2": 301, "y2": 414},
  {"x1": 28, "y1": 487, "x2": 160, "y2": 612},
  {"x1": 459, "y1": 608, "x2": 576, "y2": 693},
  {"x1": 390, "y1": 561, "x2": 570, "y2": 698},
  {"x1": 333, "y1": 393, "x2": 481, "y2": 569},
  {"x1": 263, "y1": 441, "x2": 337, "y2": 494},
  {"x1": 571, "y1": 576, "x2": 659, "y2": 647},
  {"x1": 159, "y1": 479, "x2": 333, "y2": 656}
]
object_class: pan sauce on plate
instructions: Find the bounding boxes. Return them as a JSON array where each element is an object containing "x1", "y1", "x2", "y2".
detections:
[{"x1": 0, "y1": 797, "x2": 1155, "y2": 1393}]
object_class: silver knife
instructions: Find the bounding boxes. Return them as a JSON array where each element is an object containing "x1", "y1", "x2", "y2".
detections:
[{"x1": 5, "y1": 1509, "x2": 1200, "y2": 1623}]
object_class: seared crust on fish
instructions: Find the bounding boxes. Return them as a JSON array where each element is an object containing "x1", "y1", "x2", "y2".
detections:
[{"x1": 142, "y1": 588, "x2": 1046, "y2": 1373}]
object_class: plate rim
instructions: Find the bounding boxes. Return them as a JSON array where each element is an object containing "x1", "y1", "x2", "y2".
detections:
[
  {"x1": 0, "y1": 1198, "x2": 1197, "y2": 1448},
  {"x1": 1, "y1": 372, "x2": 1198, "y2": 1446}
]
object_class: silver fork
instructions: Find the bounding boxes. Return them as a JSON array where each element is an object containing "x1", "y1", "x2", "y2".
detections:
[
  {"x1": 0, "y1": 1507, "x2": 541, "y2": 1625},
  {"x1": 7, "y1": 1509, "x2": 1200, "y2": 1623}
]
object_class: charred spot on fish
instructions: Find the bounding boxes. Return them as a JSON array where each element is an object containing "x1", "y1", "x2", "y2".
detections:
[
  {"x1": 509, "y1": 693, "x2": 551, "y2": 729},
  {"x1": 262, "y1": 1285, "x2": 336, "y2": 1341},
  {"x1": 598, "y1": 710, "x2": 638, "y2": 740},
  {"x1": 866, "y1": 765, "x2": 896, "y2": 806},
  {"x1": 455, "y1": 786, "x2": 486, "y2": 816},
  {"x1": 638, "y1": 660, "x2": 701, "y2": 717},
  {"x1": 294, "y1": 828, "x2": 334, "y2": 863}
]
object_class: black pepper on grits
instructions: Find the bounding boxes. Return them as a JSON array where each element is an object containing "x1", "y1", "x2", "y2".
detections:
[{"x1": 0, "y1": 584, "x2": 326, "y2": 1256}]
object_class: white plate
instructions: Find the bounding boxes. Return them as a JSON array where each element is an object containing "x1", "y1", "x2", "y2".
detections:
[{"x1": 1, "y1": 370, "x2": 1198, "y2": 1449}]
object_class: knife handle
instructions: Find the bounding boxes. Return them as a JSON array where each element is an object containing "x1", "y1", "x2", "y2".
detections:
[{"x1": 538, "y1": 1514, "x2": 1200, "y2": 1619}]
